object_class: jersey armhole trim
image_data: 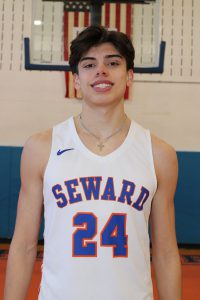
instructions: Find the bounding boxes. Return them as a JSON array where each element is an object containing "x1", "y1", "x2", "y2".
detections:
[{"x1": 147, "y1": 130, "x2": 158, "y2": 194}]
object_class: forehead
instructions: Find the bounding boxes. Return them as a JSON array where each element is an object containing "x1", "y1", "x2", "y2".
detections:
[{"x1": 80, "y1": 42, "x2": 123, "y2": 60}]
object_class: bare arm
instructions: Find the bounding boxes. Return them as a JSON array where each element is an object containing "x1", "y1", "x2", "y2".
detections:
[
  {"x1": 150, "y1": 135, "x2": 182, "y2": 300},
  {"x1": 4, "y1": 131, "x2": 51, "y2": 300}
]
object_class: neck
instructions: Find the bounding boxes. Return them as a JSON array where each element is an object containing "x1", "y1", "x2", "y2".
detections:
[{"x1": 80, "y1": 101, "x2": 127, "y2": 137}]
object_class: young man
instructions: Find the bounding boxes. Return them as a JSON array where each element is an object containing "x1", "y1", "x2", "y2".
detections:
[{"x1": 4, "y1": 26, "x2": 182, "y2": 300}]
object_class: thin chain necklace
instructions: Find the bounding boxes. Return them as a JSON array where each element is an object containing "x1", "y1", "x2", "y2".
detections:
[{"x1": 79, "y1": 114, "x2": 127, "y2": 151}]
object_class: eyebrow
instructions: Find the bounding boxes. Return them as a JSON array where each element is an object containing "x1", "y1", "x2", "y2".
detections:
[{"x1": 79, "y1": 54, "x2": 123, "y2": 62}]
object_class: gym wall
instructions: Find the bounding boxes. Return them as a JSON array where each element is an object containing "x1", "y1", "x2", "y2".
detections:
[{"x1": 0, "y1": 0, "x2": 199, "y2": 244}]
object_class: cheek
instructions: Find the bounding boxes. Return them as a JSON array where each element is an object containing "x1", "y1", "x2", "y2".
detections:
[
  {"x1": 114, "y1": 68, "x2": 128, "y2": 83},
  {"x1": 78, "y1": 80, "x2": 92, "y2": 94},
  {"x1": 118, "y1": 75, "x2": 129, "y2": 89},
  {"x1": 78, "y1": 71, "x2": 92, "y2": 84},
  {"x1": 119, "y1": 72, "x2": 132, "y2": 88},
  {"x1": 74, "y1": 72, "x2": 87, "y2": 90}
]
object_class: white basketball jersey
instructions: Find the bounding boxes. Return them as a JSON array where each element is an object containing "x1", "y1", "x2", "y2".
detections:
[{"x1": 38, "y1": 117, "x2": 157, "y2": 300}]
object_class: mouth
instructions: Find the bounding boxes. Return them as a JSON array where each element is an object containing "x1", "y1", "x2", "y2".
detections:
[{"x1": 91, "y1": 80, "x2": 114, "y2": 92}]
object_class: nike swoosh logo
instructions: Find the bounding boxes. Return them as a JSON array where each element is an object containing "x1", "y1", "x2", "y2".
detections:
[{"x1": 57, "y1": 148, "x2": 75, "y2": 155}]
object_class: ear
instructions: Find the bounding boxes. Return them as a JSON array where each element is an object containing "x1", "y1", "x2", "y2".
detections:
[
  {"x1": 73, "y1": 73, "x2": 81, "y2": 90},
  {"x1": 126, "y1": 70, "x2": 134, "y2": 87}
]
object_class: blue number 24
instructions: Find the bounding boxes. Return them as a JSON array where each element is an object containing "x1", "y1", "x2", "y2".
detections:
[{"x1": 72, "y1": 213, "x2": 128, "y2": 257}]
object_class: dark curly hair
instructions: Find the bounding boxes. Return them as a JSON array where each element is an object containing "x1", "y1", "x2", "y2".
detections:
[{"x1": 69, "y1": 25, "x2": 135, "y2": 74}]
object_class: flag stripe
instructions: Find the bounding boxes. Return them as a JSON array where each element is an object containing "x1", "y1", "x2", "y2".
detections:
[
  {"x1": 74, "y1": 11, "x2": 79, "y2": 27},
  {"x1": 120, "y1": 4, "x2": 126, "y2": 33},
  {"x1": 84, "y1": 12, "x2": 89, "y2": 26},
  {"x1": 105, "y1": 4, "x2": 110, "y2": 28},
  {"x1": 126, "y1": 4, "x2": 132, "y2": 38},
  {"x1": 109, "y1": 4, "x2": 116, "y2": 28},
  {"x1": 116, "y1": 3, "x2": 121, "y2": 30}
]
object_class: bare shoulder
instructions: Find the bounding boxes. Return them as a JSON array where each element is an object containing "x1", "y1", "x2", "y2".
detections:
[
  {"x1": 21, "y1": 128, "x2": 52, "y2": 179},
  {"x1": 23, "y1": 128, "x2": 52, "y2": 153},
  {"x1": 151, "y1": 134, "x2": 178, "y2": 183}
]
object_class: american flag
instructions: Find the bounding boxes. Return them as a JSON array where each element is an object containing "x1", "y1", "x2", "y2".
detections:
[{"x1": 64, "y1": 3, "x2": 133, "y2": 99}]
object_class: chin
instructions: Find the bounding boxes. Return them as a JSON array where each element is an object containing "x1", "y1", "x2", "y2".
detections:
[{"x1": 82, "y1": 87, "x2": 125, "y2": 104}]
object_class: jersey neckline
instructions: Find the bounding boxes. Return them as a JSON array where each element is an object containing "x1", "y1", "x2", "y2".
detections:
[{"x1": 69, "y1": 116, "x2": 135, "y2": 161}]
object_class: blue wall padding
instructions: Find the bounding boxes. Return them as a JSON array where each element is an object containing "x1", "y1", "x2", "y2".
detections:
[
  {"x1": 0, "y1": 147, "x2": 22, "y2": 238},
  {"x1": 0, "y1": 146, "x2": 200, "y2": 244},
  {"x1": 175, "y1": 152, "x2": 200, "y2": 244},
  {"x1": 0, "y1": 146, "x2": 44, "y2": 240}
]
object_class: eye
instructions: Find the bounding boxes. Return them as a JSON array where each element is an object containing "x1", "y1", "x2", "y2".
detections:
[
  {"x1": 83, "y1": 63, "x2": 96, "y2": 69},
  {"x1": 108, "y1": 61, "x2": 120, "y2": 67}
]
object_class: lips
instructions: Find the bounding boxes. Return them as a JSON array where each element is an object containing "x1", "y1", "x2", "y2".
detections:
[{"x1": 91, "y1": 80, "x2": 114, "y2": 92}]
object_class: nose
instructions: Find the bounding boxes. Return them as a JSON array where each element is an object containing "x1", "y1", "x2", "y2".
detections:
[{"x1": 95, "y1": 63, "x2": 108, "y2": 77}]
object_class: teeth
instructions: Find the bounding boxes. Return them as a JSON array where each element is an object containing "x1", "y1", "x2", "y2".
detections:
[{"x1": 94, "y1": 83, "x2": 112, "y2": 88}]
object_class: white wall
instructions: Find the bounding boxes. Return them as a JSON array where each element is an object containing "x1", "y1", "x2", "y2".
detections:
[{"x1": 0, "y1": 0, "x2": 200, "y2": 151}]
